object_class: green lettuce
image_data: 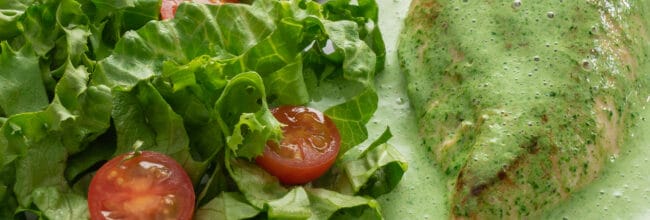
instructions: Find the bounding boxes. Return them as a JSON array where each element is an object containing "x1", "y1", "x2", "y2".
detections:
[
  {"x1": 0, "y1": 0, "x2": 406, "y2": 219},
  {"x1": 0, "y1": 42, "x2": 48, "y2": 116}
]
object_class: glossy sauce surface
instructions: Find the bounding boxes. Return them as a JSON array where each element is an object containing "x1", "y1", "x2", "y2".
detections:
[{"x1": 374, "y1": 0, "x2": 650, "y2": 218}]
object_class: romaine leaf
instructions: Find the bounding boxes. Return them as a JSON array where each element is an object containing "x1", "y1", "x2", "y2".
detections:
[
  {"x1": 5, "y1": 59, "x2": 111, "y2": 210},
  {"x1": 156, "y1": 57, "x2": 227, "y2": 163},
  {"x1": 306, "y1": 188, "x2": 382, "y2": 220},
  {"x1": 14, "y1": 136, "x2": 69, "y2": 208},
  {"x1": 228, "y1": 158, "x2": 288, "y2": 209},
  {"x1": 86, "y1": 0, "x2": 160, "y2": 59},
  {"x1": 240, "y1": 19, "x2": 310, "y2": 105},
  {"x1": 0, "y1": 0, "x2": 399, "y2": 219},
  {"x1": 20, "y1": 0, "x2": 90, "y2": 67},
  {"x1": 0, "y1": 42, "x2": 48, "y2": 116},
  {"x1": 313, "y1": 128, "x2": 407, "y2": 198},
  {"x1": 64, "y1": 132, "x2": 115, "y2": 182},
  {"x1": 346, "y1": 141, "x2": 407, "y2": 197},
  {"x1": 196, "y1": 156, "x2": 230, "y2": 206},
  {"x1": 32, "y1": 186, "x2": 89, "y2": 220},
  {"x1": 305, "y1": 19, "x2": 381, "y2": 154},
  {"x1": 322, "y1": 0, "x2": 385, "y2": 72},
  {"x1": 195, "y1": 192, "x2": 260, "y2": 220},
  {"x1": 0, "y1": 0, "x2": 32, "y2": 40},
  {"x1": 216, "y1": 72, "x2": 283, "y2": 159},
  {"x1": 0, "y1": 163, "x2": 18, "y2": 220},
  {"x1": 264, "y1": 58, "x2": 310, "y2": 105},
  {"x1": 111, "y1": 81, "x2": 206, "y2": 183},
  {"x1": 96, "y1": 0, "x2": 384, "y2": 156},
  {"x1": 267, "y1": 187, "x2": 312, "y2": 219},
  {"x1": 325, "y1": 87, "x2": 378, "y2": 154},
  {"x1": 94, "y1": 2, "x2": 275, "y2": 89},
  {"x1": 227, "y1": 158, "x2": 387, "y2": 220},
  {"x1": 50, "y1": 61, "x2": 112, "y2": 154}
]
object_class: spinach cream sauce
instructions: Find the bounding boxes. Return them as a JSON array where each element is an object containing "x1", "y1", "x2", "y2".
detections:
[{"x1": 374, "y1": 0, "x2": 650, "y2": 218}]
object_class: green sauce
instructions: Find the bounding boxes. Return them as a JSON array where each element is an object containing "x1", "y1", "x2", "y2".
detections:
[
  {"x1": 373, "y1": 0, "x2": 448, "y2": 219},
  {"x1": 376, "y1": 0, "x2": 650, "y2": 218}
]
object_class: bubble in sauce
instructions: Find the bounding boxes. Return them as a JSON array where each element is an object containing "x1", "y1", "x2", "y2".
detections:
[
  {"x1": 547, "y1": 11, "x2": 555, "y2": 18},
  {"x1": 612, "y1": 190, "x2": 623, "y2": 198}
]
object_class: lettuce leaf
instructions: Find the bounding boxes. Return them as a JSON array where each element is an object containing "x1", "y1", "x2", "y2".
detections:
[
  {"x1": 0, "y1": 0, "x2": 405, "y2": 219},
  {"x1": 194, "y1": 192, "x2": 260, "y2": 220},
  {"x1": 226, "y1": 158, "x2": 386, "y2": 219},
  {"x1": 0, "y1": 42, "x2": 48, "y2": 116},
  {"x1": 0, "y1": 60, "x2": 110, "y2": 219},
  {"x1": 0, "y1": 0, "x2": 33, "y2": 39}
]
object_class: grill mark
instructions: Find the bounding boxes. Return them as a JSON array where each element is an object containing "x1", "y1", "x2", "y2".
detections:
[{"x1": 454, "y1": 137, "x2": 540, "y2": 215}]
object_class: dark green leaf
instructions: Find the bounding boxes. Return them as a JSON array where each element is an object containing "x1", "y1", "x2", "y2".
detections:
[{"x1": 0, "y1": 163, "x2": 18, "y2": 220}]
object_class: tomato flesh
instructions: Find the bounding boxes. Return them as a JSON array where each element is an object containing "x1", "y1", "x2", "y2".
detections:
[
  {"x1": 256, "y1": 106, "x2": 341, "y2": 185},
  {"x1": 160, "y1": 0, "x2": 240, "y2": 20},
  {"x1": 88, "y1": 151, "x2": 195, "y2": 220}
]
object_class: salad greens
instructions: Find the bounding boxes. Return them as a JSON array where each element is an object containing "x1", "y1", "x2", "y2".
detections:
[{"x1": 0, "y1": 0, "x2": 407, "y2": 219}]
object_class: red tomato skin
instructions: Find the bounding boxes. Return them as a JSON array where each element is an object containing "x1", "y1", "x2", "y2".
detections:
[
  {"x1": 160, "y1": 0, "x2": 183, "y2": 20},
  {"x1": 87, "y1": 151, "x2": 195, "y2": 220},
  {"x1": 160, "y1": 0, "x2": 240, "y2": 20},
  {"x1": 256, "y1": 106, "x2": 341, "y2": 185}
]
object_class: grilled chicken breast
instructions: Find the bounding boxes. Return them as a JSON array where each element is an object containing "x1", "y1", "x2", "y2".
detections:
[{"x1": 398, "y1": 0, "x2": 650, "y2": 218}]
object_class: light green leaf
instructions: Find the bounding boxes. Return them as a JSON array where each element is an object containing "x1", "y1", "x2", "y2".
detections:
[
  {"x1": 322, "y1": 0, "x2": 385, "y2": 72},
  {"x1": 20, "y1": 0, "x2": 90, "y2": 66},
  {"x1": 306, "y1": 188, "x2": 382, "y2": 220},
  {"x1": 50, "y1": 61, "x2": 112, "y2": 154},
  {"x1": 111, "y1": 81, "x2": 206, "y2": 183},
  {"x1": 95, "y1": 2, "x2": 275, "y2": 89},
  {"x1": 325, "y1": 87, "x2": 378, "y2": 154},
  {"x1": 227, "y1": 159, "x2": 288, "y2": 209},
  {"x1": 159, "y1": 56, "x2": 227, "y2": 124},
  {"x1": 195, "y1": 192, "x2": 260, "y2": 220},
  {"x1": 0, "y1": 42, "x2": 48, "y2": 116},
  {"x1": 267, "y1": 187, "x2": 311, "y2": 220},
  {"x1": 265, "y1": 57, "x2": 310, "y2": 105},
  {"x1": 313, "y1": 128, "x2": 407, "y2": 197},
  {"x1": 0, "y1": 0, "x2": 33, "y2": 39},
  {"x1": 0, "y1": 0, "x2": 394, "y2": 219},
  {"x1": 216, "y1": 72, "x2": 282, "y2": 159},
  {"x1": 14, "y1": 137, "x2": 68, "y2": 207},
  {"x1": 345, "y1": 142, "x2": 407, "y2": 197},
  {"x1": 86, "y1": 0, "x2": 160, "y2": 59},
  {"x1": 32, "y1": 187, "x2": 88, "y2": 220}
]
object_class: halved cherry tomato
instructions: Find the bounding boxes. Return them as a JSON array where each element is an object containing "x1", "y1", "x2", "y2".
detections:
[
  {"x1": 88, "y1": 151, "x2": 195, "y2": 220},
  {"x1": 160, "y1": 0, "x2": 240, "y2": 20},
  {"x1": 256, "y1": 106, "x2": 341, "y2": 185}
]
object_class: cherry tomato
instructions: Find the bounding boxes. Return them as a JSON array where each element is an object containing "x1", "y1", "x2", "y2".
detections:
[
  {"x1": 88, "y1": 151, "x2": 195, "y2": 220},
  {"x1": 160, "y1": 0, "x2": 240, "y2": 20},
  {"x1": 256, "y1": 106, "x2": 341, "y2": 185}
]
